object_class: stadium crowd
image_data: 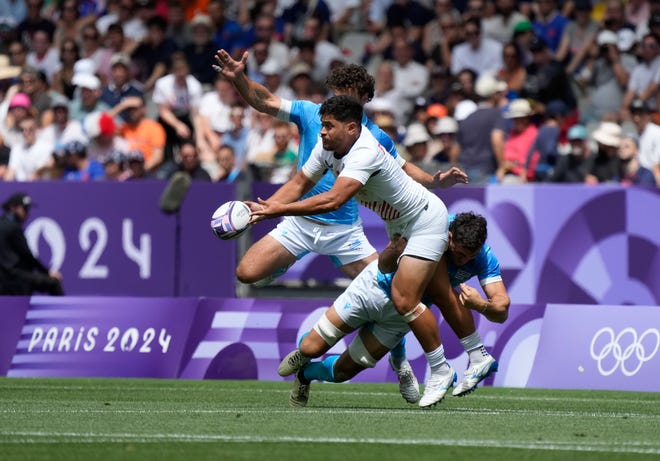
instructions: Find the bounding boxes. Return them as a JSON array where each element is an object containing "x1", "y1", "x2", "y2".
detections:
[{"x1": 0, "y1": 0, "x2": 659, "y2": 186}]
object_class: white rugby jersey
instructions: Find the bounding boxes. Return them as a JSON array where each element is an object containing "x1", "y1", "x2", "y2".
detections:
[{"x1": 302, "y1": 126, "x2": 430, "y2": 221}]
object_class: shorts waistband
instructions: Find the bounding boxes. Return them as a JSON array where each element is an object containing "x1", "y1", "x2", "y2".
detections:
[{"x1": 301, "y1": 216, "x2": 333, "y2": 226}]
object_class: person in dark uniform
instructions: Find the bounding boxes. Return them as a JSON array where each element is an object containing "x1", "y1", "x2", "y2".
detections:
[{"x1": 0, "y1": 192, "x2": 64, "y2": 295}]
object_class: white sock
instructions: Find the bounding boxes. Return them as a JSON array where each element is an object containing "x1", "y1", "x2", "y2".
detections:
[
  {"x1": 460, "y1": 331, "x2": 490, "y2": 364},
  {"x1": 425, "y1": 345, "x2": 450, "y2": 374}
]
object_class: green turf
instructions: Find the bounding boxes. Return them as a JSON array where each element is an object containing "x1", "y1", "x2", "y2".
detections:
[{"x1": 1, "y1": 378, "x2": 659, "y2": 461}]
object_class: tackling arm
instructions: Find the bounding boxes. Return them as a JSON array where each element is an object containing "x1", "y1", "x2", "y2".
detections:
[{"x1": 458, "y1": 280, "x2": 510, "y2": 323}]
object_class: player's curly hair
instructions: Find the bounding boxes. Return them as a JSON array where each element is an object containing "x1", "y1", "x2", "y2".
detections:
[
  {"x1": 449, "y1": 212, "x2": 487, "y2": 251},
  {"x1": 325, "y1": 64, "x2": 375, "y2": 102},
  {"x1": 319, "y1": 95, "x2": 363, "y2": 123}
]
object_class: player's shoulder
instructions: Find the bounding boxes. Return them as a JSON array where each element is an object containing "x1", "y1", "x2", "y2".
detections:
[{"x1": 291, "y1": 99, "x2": 320, "y2": 116}]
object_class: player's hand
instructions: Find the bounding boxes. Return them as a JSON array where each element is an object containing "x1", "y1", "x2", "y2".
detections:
[
  {"x1": 213, "y1": 49, "x2": 248, "y2": 80},
  {"x1": 249, "y1": 197, "x2": 285, "y2": 222},
  {"x1": 458, "y1": 283, "x2": 483, "y2": 310},
  {"x1": 244, "y1": 200, "x2": 264, "y2": 223},
  {"x1": 432, "y1": 166, "x2": 468, "y2": 188}
]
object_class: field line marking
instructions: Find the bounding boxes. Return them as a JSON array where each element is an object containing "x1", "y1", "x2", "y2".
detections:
[{"x1": 1, "y1": 431, "x2": 660, "y2": 455}]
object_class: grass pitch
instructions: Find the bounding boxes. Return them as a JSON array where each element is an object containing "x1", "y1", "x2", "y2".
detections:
[{"x1": 1, "y1": 378, "x2": 659, "y2": 461}]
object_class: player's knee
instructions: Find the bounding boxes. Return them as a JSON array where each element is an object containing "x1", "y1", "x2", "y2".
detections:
[{"x1": 298, "y1": 335, "x2": 326, "y2": 358}]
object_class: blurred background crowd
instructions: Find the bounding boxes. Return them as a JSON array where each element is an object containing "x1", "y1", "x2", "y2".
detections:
[{"x1": 1, "y1": 0, "x2": 659, "y2": 186}]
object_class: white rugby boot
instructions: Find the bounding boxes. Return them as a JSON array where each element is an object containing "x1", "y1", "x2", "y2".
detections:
[
  {"x1": 389, "y1": 356, "x2": 420, "y2": 404},
  {"x1": 278, "y1": 349, "x2": 310, "y2": 377},
  {"x1": 452, "y1": 355, "x2": 498, "y2": 397},
  {"x1": 418, "y1": 365, "x2": 457, "y2": 408}
]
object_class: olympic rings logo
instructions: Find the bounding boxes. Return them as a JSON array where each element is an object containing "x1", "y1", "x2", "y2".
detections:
[{"x1": 590, "y1": 327, "x2": 660, "y2": 377}]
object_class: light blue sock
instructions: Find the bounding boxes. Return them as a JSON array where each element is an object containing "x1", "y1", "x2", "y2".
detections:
[
  {"x1": 297, "y1": 331, "x2": 309, "y2": 350},
  {"x1": 389, "y1": 337, "x2": 407, "y2": 370},
  {"x1": 303, "y1": 355, "x2": 339, "y2": 383}
]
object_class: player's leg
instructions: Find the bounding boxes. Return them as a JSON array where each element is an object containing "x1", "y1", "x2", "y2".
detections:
[
  {"x1": 278, "y1": 304, "x2": 354, "y2": 376},
  {"x1": 235, "y1": 234, "x2": 297, "y2": 284},
  {"x1": 290, "y1": 326, "x2": 394, "y2": 407},
  {"x1": 426, "y1": 257, "x2": 498, "y2": 396}
]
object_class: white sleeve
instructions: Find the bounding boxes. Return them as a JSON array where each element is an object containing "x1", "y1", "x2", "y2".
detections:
[
  {"x1": 338, "y1": 144, "x2": 377, "y2": 185},
  {"x1": 300, "y1": 140, "x2": 326, "y2": 183},
  {"x1": 276, "y1": 98, "x2": 292, "y2": 122}
]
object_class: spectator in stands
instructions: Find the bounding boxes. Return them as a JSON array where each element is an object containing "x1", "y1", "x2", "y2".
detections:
[
  {"x1": 482, "y1": 0, "x2": 528, "y2": 44},
  {"x1": 431, "y1": 116, "x2": 460, "y2": 165},
  {"x1": 532, "y1": 0, "x2": 569, "y2": 54},
  {"x1": 498, "y1": 98, "x2": 538, "y2": 183},
  {"x1": 40, "y1": 94, "x2": 87, "y2": 152},
  {"x1": 208, "y1": 0, "x2": 245, "y2": 55},
  {"x1": 61, "y1": 139, "x2": 105, "y2": 181},
  {"x1": 550, "y1": 124, "x2": 591, "y2": 182},
  {"x1": 0, "y1": 92, "x2": 32, "y2": 149},
  {"x1": 373, "y1": 60, "x2": 410, "y2": 126},
  {"x1": 216, "y1": 144, "x2": 243, "y2": 182},
  {"x1": 100, "y1": 53, "x2": 144, "y2": 122},
  {"x1": 160, "y1": 140, "x2": 212, "y2": 182},
  {"x1": 116, "y1": 96, "x2": 165, "y2": 173},
  {"x1": 390, "y1": 37, "x2": 429, "y2": 101},
  {"x1": 79, "y1": 23, "x2": 113, "y2": 84},
  {"x1": 5, "y1": 115, "x2": 53, "y2": 181},
  {"x1": 105, "y1": 22, "x2": 137, "y2": 57},
  {"x1": 7, "y1": 40, "x2": 28, "y2": 71},
  {"x1": 102, "y1": 149, "x2": 127, "y2": 181},
  {"x1": 131, "y1": 15, "x2": 178, "y2": 92},
  {"x1": 222, "y1": 103, "x2": 250, "y2": 176},
  {"x1": 497, "y1": 41, "x2": 526, "y2": 99},
  {"x1": 0, "y1": 192, "x2": 63, "y2": 295},
  {"x1": 246, "y1": 13, "x2": 290, "y2": 74},
  {"x1": 267, "y1": 121, "x2": 299, "y2": 184},
  {"x1": 556, "y1": 0, "x2": 598, "y2": 77},
  {"x1": 19, "y1": 68, "x2": 55, "y2": 127},
  {"x1": 621, "y1": 33, "x2": 660, "y2": 117},
  {"x1": 183, "y1": 14, "x2": 218, "y2": 87},
  {"x1": 425, "y1": 65, "x2": 453, "y2": 106},
  {"x1": 26, "y1": 28, "x2": 60, "y2": 84},
  {"x1": 85, "y1": 110, "x2": 129, "y2": 163},
  {"x1": 52, "y1": 0, "x2": 85, "y2": 50},
  {"x1": 50, "y1": 38, "x2": 79, "y2": 99},
  {"x1": 259, "y1": 59, "x2": 295, "y2": 100},
  {"x1": 576, "y1": 29, "x2": 636, "y2": 125},
  {"x1": 526, "y1": 100, "x2": 568, "y2": 182},
  {"x1": 451, "y1": 17, "x2": 503, "y2": 76},
  {"x1": 618, "y1": 132, "x2": 656, "y2": 185},
  {"x1": 627, "y1": 0, "x2": 651, "y2": 34},
  {"x1": 456, "y1": 72, "x2": 506, "y2": 184},
  {"x1": 16, "y1": 0, "x2": 56, "y2": 46},
  {"x1": 423, "y1": 12, "x2": 463, "y2": 69},
  {"x1": 165, "y1": 2, "x2": 191, "y2": 49},
  {"x1": 402, "y1": 122, "x2": 433, "y2": 172},
  {"x1": 124, "y1": 149, "x2": 150, "y2": 180},
  {"x1": 282, "y1": 0, "x2": 332, "y2": 46},
  {"x1": 245, "y1": 111, "x2": 277, "y2": 180},
  {"x1": 286, "y1": 62, "x2": 314, "y2": 100},
  {"x1": 96, "y1": 0, "x2": 146, "y2": 43},
  {"x1": 586, "y1": 121, "x2": 622, "y2": 183},
  {"x1": 629, "y1": 98, "x2": 660, "y2": 185},
  {"x1": 522, "y1": 36, "x2": 576, "y2": 112},
  {"x1": 69, "y1": 73, "x2": 109, "y2": 122},
  {"x1": 152, "y1": 52, "x2": 203, "y2": 165},
  {"x1": 293, "y1": 17, "x2": 343, "y2": 84}
]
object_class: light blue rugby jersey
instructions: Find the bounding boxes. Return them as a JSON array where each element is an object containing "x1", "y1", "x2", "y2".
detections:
[
  {"x1": 282, "y1": 99, "x2": 399, "y2": 225},
  {"x1": 376, "y1": 214, "x2": 502, "y2": 300}
]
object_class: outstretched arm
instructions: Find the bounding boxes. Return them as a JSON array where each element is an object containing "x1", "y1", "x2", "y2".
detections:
[
  {"x1": 402, "y1": 161, "x2": 468, "y2": 188},
  {"x1": 213, "y1": 49, "x2": 282, "y2": 117},
  {"x1": 251, "y1": 176, "x2": 362, "y2": 222}
]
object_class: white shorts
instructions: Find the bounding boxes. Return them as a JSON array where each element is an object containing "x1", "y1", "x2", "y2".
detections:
[
  {"x1": 268, "y1": 216, "x2": 376, "y2": 267},
  {"x1": 334, "y1": 261, "x2": 410, "y2": 349},
  {"x1": 385, "y1": 194, "x2": 448, "y2": 262}
]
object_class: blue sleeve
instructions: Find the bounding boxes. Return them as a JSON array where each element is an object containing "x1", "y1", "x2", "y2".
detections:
[{"x1": 476, "y1": 245, "x2": 502, "y2": 285}]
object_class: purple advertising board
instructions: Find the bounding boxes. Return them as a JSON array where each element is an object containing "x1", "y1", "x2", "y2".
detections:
[
  {"x1": 7, "y1": 296, "x2": 199, "y2": 378},
  {"x1": 1, "y1": 183, "x2": 659, "y2": 305},
  {"x1": 2, "y1": 296, "x2": 659, "y2": 392}
]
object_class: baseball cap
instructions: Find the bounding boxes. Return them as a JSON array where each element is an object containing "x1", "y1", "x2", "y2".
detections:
[
  {"x1": 567, "y1": 124, "x2": 587, "y2": 140},
  {"x1": 260, "y1": 59, "x2": 282, "y2": 75},
  {"x1": 190, "y1": 13, "x2": 213, "y2": 29},
  {"x1": 597, "y1": 30, "x2": 618, "y2": 46},
  {"x1": 72, "y1": 73, "x2": 101, "y2": 90},
  {"x1": 629, "y1": 98, "x2": 650, "y2": 112},
  {"x1": 2, "y1": 192, "x2": 34, "y2": 211},
  {"x1": 9, "y1": 92, "x2": 31, "y2": 109},
  {"x1": 110, "y1": 53, "x2": 130, "y2": 68},
  {"x1": 50, "y1": 93, "x2": 70, "y2": 109},
  {"x1": 433, "y1": 116, "x2": 458, "y2": 135},
  {"x1": 475, "y1": 73, "x2": 507, "y2": 98},
  {"x1": 513, "y1": 20, "x2": 532, "y2": 34}
]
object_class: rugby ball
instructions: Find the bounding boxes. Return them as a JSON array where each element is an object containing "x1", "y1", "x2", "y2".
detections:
[{"x1": 210, "y1": 200, "x2": 251, "y2": 240}]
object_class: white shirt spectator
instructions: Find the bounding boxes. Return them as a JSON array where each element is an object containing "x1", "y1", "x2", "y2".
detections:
[
  {"x1": 392, "y1": 60, "x2": 429, "y2": 99},
  {"x1": 199, "y1": 91, "x2": 233, "y2": 134},
  {"x1": 8, "y1": 138, "x2": 53, "y2": 181},
  {"x1": 451, "y1": 38, "x2": 503, "y2": 76},
  {"x1": 40, "y1": 120, "x2": 88, "y2": 150},
  {"x1": 26, "y1": 48, "x2": 61, "y2": 83},
  {"x1": 638, "y1": 121, "x2": 660, "y2": 171},
  {"x1": 152, "y1": 74, "x2": 203, "y2": 114}
]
